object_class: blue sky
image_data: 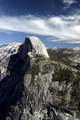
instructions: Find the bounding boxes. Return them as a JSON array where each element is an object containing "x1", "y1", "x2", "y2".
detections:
[{"x1": 0, "y1": 0, "x2": 80, "y2": 47}]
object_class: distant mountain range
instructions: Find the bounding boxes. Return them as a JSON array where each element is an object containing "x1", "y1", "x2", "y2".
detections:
[{"x1": 47, "y1": 47, "x2": 80, "y2": 70}]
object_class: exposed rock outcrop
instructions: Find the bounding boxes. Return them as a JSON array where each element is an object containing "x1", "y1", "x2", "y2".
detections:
[
  {"x1": 0, "y1": 36, "x2": 80, "y2": 120},
  {"x1": 0, "y1": 36, "x2": 49, "y2": 80},
  {"x1": 18, "y1": 36, "x2": 49, "y2": 61},
  {"x1": 27, "y1": 36, "x2": 49, "y2": 58}
]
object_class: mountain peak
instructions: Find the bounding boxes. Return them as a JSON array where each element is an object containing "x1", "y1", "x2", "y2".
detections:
[
  {"x1": 26, "y1": 36, "x2": 49, "y2": 58},
  {"x1": 18, "y1": 36, "x2": 49, "y2": 61}
]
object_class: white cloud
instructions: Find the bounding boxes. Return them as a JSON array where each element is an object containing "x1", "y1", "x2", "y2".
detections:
[
  {"x1": 67, "y1": 41, "x2": 80, "y2": 44},
  {"x1": 63, "y1": 0, "x2": 76, "y2": 5},
  {"x1": 63, "y1": 0, "x2": 76, "y2": 9},
  {"x1": 0, "y1": 14, "x2": 80, "y2": 44}
]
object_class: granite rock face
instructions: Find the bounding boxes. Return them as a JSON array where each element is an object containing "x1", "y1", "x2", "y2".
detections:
[
  {"x1": 0, "y1": 37, "x2": 80, "y2": 120},
  {"x1": 0, "y1": 36, "x2": 49, "y2": 80},
  {"x1": 27, "y1": 36, "x2": 49, "y2": 58},
  {"x1": 0, "y1": 41, "x2": 23, "y2": 80}
]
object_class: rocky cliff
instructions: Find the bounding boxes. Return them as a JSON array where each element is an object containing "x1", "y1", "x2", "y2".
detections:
[{"x1": 0, "y1": 36, "x2": 80, "y2": 120}]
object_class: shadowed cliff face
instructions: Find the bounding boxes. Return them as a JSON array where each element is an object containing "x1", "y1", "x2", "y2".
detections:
[
  {"x1": 18, "y1": 37, "x2": 33, "y2": 61},
  {"x1": 0, "y1": 37, "x2": 33, "y2": 120}
]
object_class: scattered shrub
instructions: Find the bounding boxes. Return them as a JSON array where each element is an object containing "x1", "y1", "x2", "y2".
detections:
[
  {"x1": 52, "y1": 68, "x2": 73, "y2": 84},
  {"x1": 27, "y1": 64, "x2": 40, "y2": 76}
]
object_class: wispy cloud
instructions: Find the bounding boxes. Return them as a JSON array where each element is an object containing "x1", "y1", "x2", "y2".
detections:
[
  {"x1": 63, "y1": 0, "x2": 76, "y2": 9},
  {"x1": 63, "y1": 0, "x2": 76, "y2": 5},
  {"x1": 0, "y1": 14, "x2": 80, "y2": 43}
]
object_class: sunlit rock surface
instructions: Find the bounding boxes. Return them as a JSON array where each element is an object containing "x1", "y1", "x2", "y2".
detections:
[{"x1": 27, "y1": 36, "x2": 49, "y2": 58}]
